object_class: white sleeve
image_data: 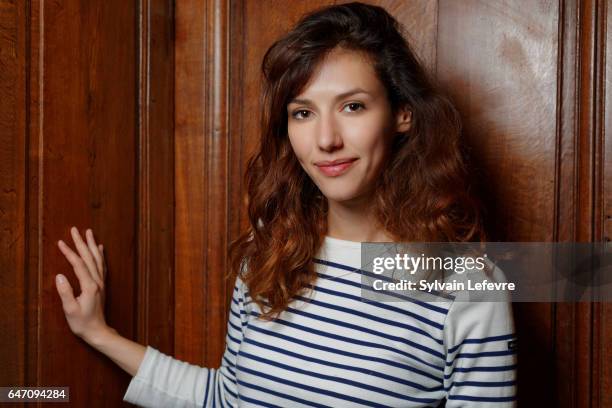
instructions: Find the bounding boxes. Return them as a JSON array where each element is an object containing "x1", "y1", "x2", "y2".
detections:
[
  {"x1": 123, "y1": 276, "x2": 249, "y2": 407},
  {"x1": 443, "y1": 288, "x2": 517, "y2": 406}
]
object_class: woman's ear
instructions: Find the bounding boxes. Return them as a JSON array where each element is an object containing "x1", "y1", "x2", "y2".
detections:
[{"x1": 395, "y1": 107, "x2": 412, "y2": 133}]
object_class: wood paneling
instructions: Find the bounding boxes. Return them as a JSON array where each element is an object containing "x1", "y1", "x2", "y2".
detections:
[
  {"x1": 174, "y1": 0, "x2": 215, "y2": 365},
  {"x1": 435, "y1": 1, "x2": 610, "y2": 406},
  {"x1": 1, "y1": 0, "x2": 610, "y2": 405},
  {"x1": 555, "y1": 1, "x2": 609, "y2": 407},
  {"x1": 136, "y1": 0, "x2": 175, "y2": 357},
  {"x1": 595, "y1": 1, "x2": 611, "y2": 406},
  {"x1": 0, "y1": 0, "x2": 27, "y2": 391},
  {"x1": 0, "y1": 0, "x2": 174, "y2": 406},
  {"x1": 41, "y1": 0, "x2": 138, "y2": 404},
  {"x1": 436, "y1": 1, "x2": 559, "y2": 405},
  {"x1": 555, "y1": 2, "x2": 583, "y2": 405},
  {"x1": 25, "y1": 1, "x2": 42, "y2": 402},
  {"x1": 438, "y1": 0, "x2": 559, "y2": 242},
  {"x1": 200, "y1": 0, "x2": 231, "y2": 367}
]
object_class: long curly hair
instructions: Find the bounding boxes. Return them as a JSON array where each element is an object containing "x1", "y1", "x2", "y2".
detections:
[{"x1": 228, "y1": 2, "x2": 486, "y2": 320}]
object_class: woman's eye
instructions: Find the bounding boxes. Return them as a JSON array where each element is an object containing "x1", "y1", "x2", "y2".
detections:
[
  {"x1": 292, "y1": 110, "x2": 311, "y2": 120},
  {"x1": 343, "y1": 102, "x2": 364, "y2": 113}
]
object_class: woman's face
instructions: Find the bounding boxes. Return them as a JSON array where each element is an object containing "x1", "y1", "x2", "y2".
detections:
[{"x1": 287, "y1": 48, "x2": 411, "y2": 207}]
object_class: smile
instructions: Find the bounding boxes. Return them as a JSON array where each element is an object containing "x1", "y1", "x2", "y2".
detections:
[{"x1": 315, "y1": 159, "x2": 358, "y2": 177}]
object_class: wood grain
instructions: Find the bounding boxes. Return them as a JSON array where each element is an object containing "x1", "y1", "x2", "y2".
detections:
[
  {"x1": 602, "y1": 1, "x2": 612, "y2": 406},
  {"x1": 136, "y1": 0, "x2": 175, "y2": 358},
  {"x1": 0, "y1": 0, "x2": 27, "y2": 397},
  {"x1": 40, "y1": 0, "x2": 138, "y2": 404},
  {"x1": 555, "y1": 2, "x2": 581, "y2": 405},
  {"x1": 1, "y1": 0, "x2": 610, "y2": 405},
  {"x1": 174, "y1": 0, "x2": 207, "y2": 365}
]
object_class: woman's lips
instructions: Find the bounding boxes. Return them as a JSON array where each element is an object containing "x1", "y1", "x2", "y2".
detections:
[{"x1": 315, "y1": 159, "x2": 358, "y2": 177}]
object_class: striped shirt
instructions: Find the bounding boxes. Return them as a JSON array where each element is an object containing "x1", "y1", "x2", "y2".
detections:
[{"x1": 124, "y1": 236, "x2": 517, "y2": 407}]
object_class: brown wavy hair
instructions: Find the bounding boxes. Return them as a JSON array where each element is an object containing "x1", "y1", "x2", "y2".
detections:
[{"x1": 228, "y1": 2, "x2": 486, "y2": 319}]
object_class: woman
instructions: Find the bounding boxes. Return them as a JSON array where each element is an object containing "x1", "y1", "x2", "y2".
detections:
[{"x1": 56, "y1": 2, "x2": 516, "y2": 407}]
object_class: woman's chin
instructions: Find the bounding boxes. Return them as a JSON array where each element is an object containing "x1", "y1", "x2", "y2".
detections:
[{"x1": 321, "y1": 190, "x2": 372, "y2": 207}]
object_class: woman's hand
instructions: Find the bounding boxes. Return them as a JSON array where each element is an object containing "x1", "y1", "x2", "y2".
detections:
[{"x1": 55, "y1": 226, "x2": 111, "y2": 344}]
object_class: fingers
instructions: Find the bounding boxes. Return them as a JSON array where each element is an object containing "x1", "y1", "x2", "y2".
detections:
[
  {"x1": 55, "y1": 274, "x2": 80, "y2": 315},
  {"x1": 97, "y1": 244, "x2": 105, "y2": 281},
  {"x1": 57, "y1": 239, "x2": 99, "y2": 293},
  {"x1": 85, "y1": 229, "x2": 104, "y2": 281},
  {"x1": 70, "y1": 227, "x2": 103, "y2": 288}
]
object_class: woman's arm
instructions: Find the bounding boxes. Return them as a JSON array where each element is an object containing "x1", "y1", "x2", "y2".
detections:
[
  {"x1": 443, "y1": 299, "x2": 517, "y2": 406},
  {"x1": 122, "y1": 278, "x2": 249, "y2": 407},
  {"x1": 87, "y1": 327, "x2": 146, "y2": 377},
  {"x1": 55, "y1": 227, "x2": 146, "y2": 376},
  {"x1": 442, "y1": 264, "x2": 517, "y2": 408},
  {"x1": 55, "y1": 227, "x2": 247, "y2": 407}
]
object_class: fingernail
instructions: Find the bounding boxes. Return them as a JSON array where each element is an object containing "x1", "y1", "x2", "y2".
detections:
[{"x1": 56, "y1": 274, "x2": 65, "y2": 284}]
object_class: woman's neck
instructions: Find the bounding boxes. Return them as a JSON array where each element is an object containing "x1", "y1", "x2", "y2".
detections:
[{"x1": 326, "y1": 198, "x2": 393, "y2": 243}]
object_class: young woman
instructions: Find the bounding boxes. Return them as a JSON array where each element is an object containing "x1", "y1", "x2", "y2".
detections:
[{"x1": 56, "y1": 3, "x2": 516, "y2": 407}]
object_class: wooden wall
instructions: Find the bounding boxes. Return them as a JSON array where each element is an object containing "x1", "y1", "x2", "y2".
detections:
[
  {"x1": 0, "y1": 0, "x2": 610, "y2": 406},
  {"x1": 0, "y1": 0, "x2": 174, "y2": 406}
]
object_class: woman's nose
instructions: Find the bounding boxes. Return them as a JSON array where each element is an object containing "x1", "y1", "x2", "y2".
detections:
[{"x1": 316, "y1": 114, "x2": 343, "y2": 151}]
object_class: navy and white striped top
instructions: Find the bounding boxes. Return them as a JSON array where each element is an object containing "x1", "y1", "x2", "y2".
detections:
[{"x1": 124, "y1": 236, "x2": 517, "y2": 407}]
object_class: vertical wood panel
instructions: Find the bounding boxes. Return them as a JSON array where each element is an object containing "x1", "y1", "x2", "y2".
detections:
[
  {"x1": 0, "y1": 0, "x2": 27, "y2": 393},
  {"x1": 602, "y1": 1, "x2": 612, "y2": 405},
  {"x1": 38, "y1": 0, "x2": 139, "y2": 405},
  {"x1": 590, "y1": 0, "x2": 604, "y2": 405},
  {"x1": 25, "y1": 0, "x2": 42, "y2": 398},
  {"x1": 555, "y1": 1, "x2": 580, "y2": 406},
  {"x1": 605, "y1": 0, "x2": 612, "y2": 244},
  {"x1": 175, "y1": 0, "x2": 207, "y2": 364},
  {"x1": 203, "y1": 0, "x2": 231, "y2": 365},
  {"x1": 175, "y1": 0, "x2": 235, "y2": 367},
  {"x1": 557, "y1": 0, "x2": 608, "y2": 407},
  {"x1": 437, "y1": 2, "x2": 559, "y2": 403},
  {"x1": 437, "y1": 0, "x2": 559, "y2": 241},
  {"x1": 593, "y1": 0, "x2": 610, "y2": 405},
  {"x1": 228, "y1": 0, "x2": 246, "y2": 275},
  {"x1": 0, "y1": 0, "x2": 173, "y2": 403},
  {"x1": 136, "y1": 0, "x2": 175, "y2": 357}
]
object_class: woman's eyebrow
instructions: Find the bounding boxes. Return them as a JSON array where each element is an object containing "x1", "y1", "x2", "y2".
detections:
[{"x1": 288, "y1": 88, "x2": 371, "y2": 105}]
